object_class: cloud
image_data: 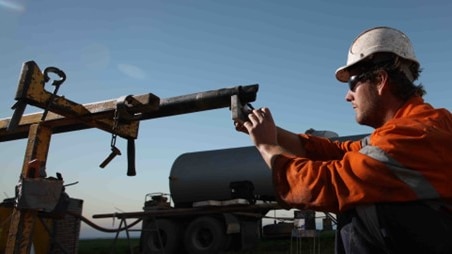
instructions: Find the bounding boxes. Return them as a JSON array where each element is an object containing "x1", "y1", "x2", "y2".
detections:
[
  {"x1": 0, "y1": 0, "x2": 25, "y2": 12},
  {"x1": 117, "y1": 63, "x2": 146, "y2": 80},
  {"x1": 80, "y1": 43, "x2": 111, "y2": 70}
]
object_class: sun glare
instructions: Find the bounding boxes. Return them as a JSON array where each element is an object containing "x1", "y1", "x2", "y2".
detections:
[{"x1": 0, "y1": 0, "x2": 25, "y2": 12}]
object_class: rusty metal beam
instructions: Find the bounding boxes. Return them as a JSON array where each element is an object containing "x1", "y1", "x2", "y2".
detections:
[
  {"x1": 0, "y1": 61, "x2": 157, "y2": 140},
  {"x1": 0, "y1": 94, "x2": 156, "y2": 141}
]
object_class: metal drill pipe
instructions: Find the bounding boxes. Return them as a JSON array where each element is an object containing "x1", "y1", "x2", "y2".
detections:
[{"x1": 140, "y1": 84, "x2": 258, "y2": 119}]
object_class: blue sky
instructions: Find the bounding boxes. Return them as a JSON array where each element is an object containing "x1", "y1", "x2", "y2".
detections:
[{"x1": 1, "y1": 0, "x2": 451, "y2": 238}]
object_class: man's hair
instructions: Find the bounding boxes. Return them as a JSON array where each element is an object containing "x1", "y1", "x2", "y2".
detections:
[
  {"x1": 357, "y1": 53, "x2": 426, "y2": 100},
  {"x1": 380, "y1": 67, "x2": 426, "y2": 100}
]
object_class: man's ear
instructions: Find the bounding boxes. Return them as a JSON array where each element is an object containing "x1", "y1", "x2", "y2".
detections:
[{"x1": 376, "y1": 70, "x2": 389, "y2": 95}]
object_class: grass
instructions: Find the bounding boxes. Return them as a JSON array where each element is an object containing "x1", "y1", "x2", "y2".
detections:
[
  {"x1": 78, "y1": 231, "x2": 336, "y2": 254},
  {"x1": 78, "y1": 238, "x2": 141, "y2": 254}
]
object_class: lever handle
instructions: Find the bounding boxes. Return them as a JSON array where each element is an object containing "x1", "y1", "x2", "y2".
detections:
[
  {"x1": 127, "y1": 139, "x2": 136, "y2": 176},
  {"x1": 99, "y1": 146, "x2": 121, "y2": 168}
]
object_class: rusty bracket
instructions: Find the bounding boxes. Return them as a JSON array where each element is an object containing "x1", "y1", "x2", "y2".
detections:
[
  {"x1": 230, "y1": 86, "x2": 255, "y2": 124},
  {"x1": 116, "y1": 94, "x2": 160, "y2": 123}
]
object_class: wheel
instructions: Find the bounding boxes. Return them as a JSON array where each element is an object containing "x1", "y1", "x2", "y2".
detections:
[
  {"x1": 141, "y1": 218, "x2": 181, "y2": 254},
  {"x1": 183, "y1": 216, "x2": 228, "y2": 254}
]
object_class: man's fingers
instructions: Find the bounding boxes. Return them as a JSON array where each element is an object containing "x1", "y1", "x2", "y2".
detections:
[
  {"x1": 234, "y1": 107, "x2": 272, "y2": 134},
  {"x1": 234, "y1": 120, "x2": 249, "y2": 134}
]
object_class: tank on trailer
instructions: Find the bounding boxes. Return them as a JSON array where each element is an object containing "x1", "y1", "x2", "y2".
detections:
[{"x1": 169, "y1": 146, "x2": 275, "y2": 207}]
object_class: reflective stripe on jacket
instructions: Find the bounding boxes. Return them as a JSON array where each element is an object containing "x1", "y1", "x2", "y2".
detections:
[{"x1": 272, "y1": 96, "x2": 452, "y2": 212}]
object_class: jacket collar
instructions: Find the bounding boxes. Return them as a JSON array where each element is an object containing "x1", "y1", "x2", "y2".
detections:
[{"x1": 392, "y1": 96, "x2": 427, "y2": 119}]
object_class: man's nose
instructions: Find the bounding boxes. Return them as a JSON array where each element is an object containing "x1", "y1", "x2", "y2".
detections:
[{"x1": 345, "y1": 90, "x2": 353, "y2": 102}]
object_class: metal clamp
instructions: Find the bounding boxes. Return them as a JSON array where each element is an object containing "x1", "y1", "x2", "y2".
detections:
[
  {"x1": 41, "y1": 67, "x2": 66, "y2": 121},
  {"x1": 7, "y1": 65, "x2": 67, "y2": 130},
  {"x1": 231, "y1": 87, "x2": 255, "y2": 124}
]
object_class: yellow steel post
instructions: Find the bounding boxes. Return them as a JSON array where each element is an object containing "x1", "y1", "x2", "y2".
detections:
[{"x1": 5, "y1": 123, "x2": 52, "y2": 254}]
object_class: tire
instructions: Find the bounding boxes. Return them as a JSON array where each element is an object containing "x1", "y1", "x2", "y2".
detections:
[
  {"x1": 183, "y1": 216, "x2": 228, "y2": 254},
  {"x1": 141, "y1": 218, "x2": 181, "y2": 254}
]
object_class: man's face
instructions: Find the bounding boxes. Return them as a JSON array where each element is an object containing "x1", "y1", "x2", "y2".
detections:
[{"x1": 345, "y1": 71, "x2": 384, "y2": 128}]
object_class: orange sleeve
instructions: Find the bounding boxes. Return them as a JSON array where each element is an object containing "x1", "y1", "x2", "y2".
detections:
[
  {"x1": 301, "y1": 134, "x2": 362, "y2": 160},
  {"x1": 272, "y1": 134, "x2": 418, "y2": 212}
]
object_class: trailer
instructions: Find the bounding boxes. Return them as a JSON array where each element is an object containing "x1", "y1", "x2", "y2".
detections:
[{"x1": 93, "y1": 146, "x2": 284, "y2": 254}]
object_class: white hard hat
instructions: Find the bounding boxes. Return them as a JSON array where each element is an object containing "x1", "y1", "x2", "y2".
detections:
[{"x1": 335, "y1": 26, "x2": 419, "y2": 82}]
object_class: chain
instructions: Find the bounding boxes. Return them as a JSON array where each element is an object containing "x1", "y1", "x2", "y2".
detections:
[
  {"x1": 110, "y1": 108, "x2": 119, "y2": 148},
  {"x1": 99, "y1": 108, "x2": 122, "y2": 169}
]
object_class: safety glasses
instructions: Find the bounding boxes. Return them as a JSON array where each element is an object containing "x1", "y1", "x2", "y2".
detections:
[{"x1": 348, "y1": 73, "x2": 367, "y2": 92}]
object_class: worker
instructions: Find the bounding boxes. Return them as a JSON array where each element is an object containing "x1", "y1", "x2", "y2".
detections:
[{"x1": 235, "y1": 26, "x2": 452, "y2": 253}]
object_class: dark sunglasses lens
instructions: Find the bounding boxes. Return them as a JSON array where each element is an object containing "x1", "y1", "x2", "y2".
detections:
[{"x1": 348, "y1": 75, "x2": 358, "y2": 91}]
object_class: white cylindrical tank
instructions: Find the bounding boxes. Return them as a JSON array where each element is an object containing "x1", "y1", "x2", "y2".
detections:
[{"x1": 169, "y1": 146, "x2": 275, "y2": 207}]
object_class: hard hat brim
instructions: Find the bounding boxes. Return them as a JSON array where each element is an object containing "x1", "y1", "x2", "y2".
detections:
[{"x1": 335, "y1": 64, "x2": 353, "y2": 83}]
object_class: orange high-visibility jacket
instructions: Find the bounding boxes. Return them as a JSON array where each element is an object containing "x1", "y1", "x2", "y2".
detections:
[{"x1": 272, "y1": 96, "x2": 452, "y2": 213}]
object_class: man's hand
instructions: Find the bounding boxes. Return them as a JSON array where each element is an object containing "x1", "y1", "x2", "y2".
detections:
[
  {"x1": 242, "y1": 107, "x2": 278, "y2": 149},
  {"x1": 234, "y1": 107, "x2": 306, "y2": 168},
  {"x1": 239, "y1": 107, "x2": 286, "y2": 169}
]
